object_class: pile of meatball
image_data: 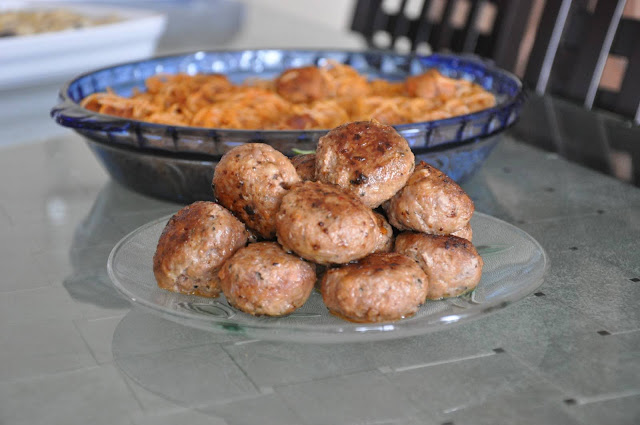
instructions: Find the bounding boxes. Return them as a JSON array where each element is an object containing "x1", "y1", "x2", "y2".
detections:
[{"x1": 153, "y1": 120, "x2": 483, "y2": 323}]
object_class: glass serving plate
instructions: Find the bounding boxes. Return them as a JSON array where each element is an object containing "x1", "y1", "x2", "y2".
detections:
[
  {"x1": 50, "y1": 50, "x2": 524, "y2": 203},
  {"x1": 108, "y1": 212, "x2": 547, "y2": 343}
]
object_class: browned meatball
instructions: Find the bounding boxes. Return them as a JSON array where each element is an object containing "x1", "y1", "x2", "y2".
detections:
[
  {"x1": 324, "y1": 62, "x2": 371, "y2": 98},
  {"x1": 275, "y1": 66, "x2": 330, "y2": 103},
  {"x1": 275, "y1": 181, "x2": 379, "y2": 265},
  {"x1": 290, "y1": 153, "x2": 316, "y2": 181},
  {"x1": 218, "y1": 242, "x2": 316, "y2": 316},
  {"x1": 373, "y1": 212, "x2": 394, "y2": 253},
  {"x1": 315, "y1": 120, "x2": 415, "y2": 208},
  {"x1": 405, "y1": 69, "x2": 458, "y2": 99},
  {"x1": 153, "y1": 201, "x2": 248, "y2": 297},
  {"x1": 452, "y1": 223, "x2": 473, "y2": 242},
  {"x1": 394, "y1": 232, "x2": 483, "y2": 300},
  {"x1": 212, "y1": 143, "x2": 301, "y2": 239},
  {"x1": 321, "y1": 252, "x2": 428, "y2": 322},
  {"x1": 386, "y1": 161, "x2": 474, "y2": 235}
]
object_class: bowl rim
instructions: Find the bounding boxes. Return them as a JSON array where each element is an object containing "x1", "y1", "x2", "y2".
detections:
[
  {"x1": 51, "y1": 48, "x2": 525, "y2": 136},
  {"x1": 82, "y1": 119, "x2": 506, "y2": 163}
]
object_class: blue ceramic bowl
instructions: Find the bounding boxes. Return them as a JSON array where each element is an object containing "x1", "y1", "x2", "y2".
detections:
[{"x1": 51, "y1": 49, "x2": 524, "y2": 203}]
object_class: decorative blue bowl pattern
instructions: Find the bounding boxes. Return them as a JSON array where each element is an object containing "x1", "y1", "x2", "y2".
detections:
[{"x1": 51, "y1": 49, "x2": 524, "y2": 203}]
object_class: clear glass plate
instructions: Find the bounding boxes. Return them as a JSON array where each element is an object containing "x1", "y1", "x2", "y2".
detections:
[{"x1": 108, "y1": 212, "x2": 547, "y2": 343}]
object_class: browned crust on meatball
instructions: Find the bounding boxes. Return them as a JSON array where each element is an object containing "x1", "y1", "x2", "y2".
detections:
[
  {"x1": 275, "y1": 181, "x2": 379, "y2": 265},
  {"x1": 290, "y1": 154, "x2": 316, "y2": 181},
  {"x1": 153, "y1": 201, "x2": 248, "y2": 297},
  {"x1": 394, "y1": 232, "x2": 483, "y2": 300},
  {"x1": 315, "y1": 120, "x2": 415, "y2": 208},
  {"x1": 386, "y1": 161, "x2": 474, "y2": 234},
  {"x1": 218, "y1": 242, "x2": 316, "y2": 316},
  {"x1": 212, "y1": 143, "x2": 301, "y2": 239},
  {"x1": 373, "y1": 212, "x2": 394, "y2": 253},
  {"x1": 275, "y1": 66, "x2": 330, "y2": 104},
  {"x1": 320, "y1": 252, "x2": 428, "y2": 323}
]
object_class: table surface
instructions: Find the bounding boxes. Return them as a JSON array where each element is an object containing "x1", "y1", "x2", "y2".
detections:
[{"x1": 1, "y1": 2, "x2": 640, "y2": 425}]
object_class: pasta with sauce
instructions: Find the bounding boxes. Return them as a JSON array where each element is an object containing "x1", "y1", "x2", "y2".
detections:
[{"x1": 81, "y1": 62, "x2": 496, "y2": 130}]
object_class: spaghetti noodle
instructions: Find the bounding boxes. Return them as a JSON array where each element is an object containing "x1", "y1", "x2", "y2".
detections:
[{"x1": 81, "y1": 62, "x2": 496, "y2": 130}]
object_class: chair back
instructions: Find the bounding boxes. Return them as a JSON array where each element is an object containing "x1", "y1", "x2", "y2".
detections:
[
  {"x1": 351, "y1": 0, "x2": 640, "y2": 122},
  {"x1": 350, "y1": 0, "x2": 535, "y2": 72}
]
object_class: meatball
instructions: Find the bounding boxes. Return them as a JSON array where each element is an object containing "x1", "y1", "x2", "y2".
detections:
[
  {"x1": 219, "y1": 242, "x2": 316, "y2": 316},
  {"x1": 315, "y1": 120, "x2": 415, "y2": 208},
  {"x1": 153, "y1": 201, "x2": 248, "y2": 297},
  {"x1": 290, "y1": 153, "x2": 316, "y2": 181},
  {"x1": 405, "y1": 69, "x2": 458, "y2": 99},
  {"x1": 320, "y1": 252, "x2": 428, "y2": 322},
  {"x1": 276, "y1": 181, "x2": 379, "y2": 265},
  {"x1": 451, "y1": 223, "x2": 473, "y2": 242},
  {"x1": 385, "y1": 161, "x2": 474, "y2": 235},
  {"x1": 275, "y1": 66, "x2": 330, "y2": 103},
  {"x1": 394, "y1": 232, "x2": 483, "y2": 300},
  {"x1": 373, "y1": 212, "x2": 394, "y2": 253},
  {"x1": 212, "y1": 143, "x2": 301, "y2": 239},
  {"x1": 324, "y1": 62, "x2": 370, "y2": 98}
]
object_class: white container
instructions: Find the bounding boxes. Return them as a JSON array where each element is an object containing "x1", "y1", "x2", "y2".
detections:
[{"x1": 0, "y1": 1, "x2": 167, "y2": 90}]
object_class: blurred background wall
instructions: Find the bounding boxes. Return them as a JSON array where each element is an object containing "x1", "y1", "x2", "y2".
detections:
[{"x1": 241, "y1": 0, "x2": 357, "y2": 32}]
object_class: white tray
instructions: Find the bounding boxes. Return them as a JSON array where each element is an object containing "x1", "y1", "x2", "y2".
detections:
[{"x1": 0, "y1": 1, "x2": 167, "y2": 90}]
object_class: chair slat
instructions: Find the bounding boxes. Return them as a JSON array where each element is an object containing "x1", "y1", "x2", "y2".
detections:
[
  {"x1": 562, "y1": 0, "x2": 625, "y2": 105},
  {"x1": 523, "y1": 0, "x2": 566, "y2": 89},
  {"x1": 428, "y1": 0, "x2": 458, "y2": 52},
  {"x1": 611, "y1": 44, "x2": 640, "y2": 122},
  {"x1": 491, "y1": 0, "x2": 535, "y2": 71}
]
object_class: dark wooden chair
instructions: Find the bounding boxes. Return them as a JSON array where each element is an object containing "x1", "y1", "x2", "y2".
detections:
[
  {"x1": 351, "y1": 0, "x2": 639, "y2": 183},
  {"x1": 350, "y1": 0, "x2": 535, "y2": 73},
  {"x1": 351, "y1": 0, "x2": 640, "y2": 123},
  {"x1": 516, "y1": 0, "x2": 640, "y2": 182},
  {"x1": 524, "y1": 0, "x2": 640, "y2": 123}
]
